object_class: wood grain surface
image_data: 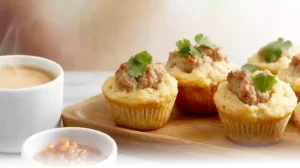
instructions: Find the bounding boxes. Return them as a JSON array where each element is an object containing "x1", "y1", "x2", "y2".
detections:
[{"x1": 62, "y1": 94, "x2": 300, "y2": 161}]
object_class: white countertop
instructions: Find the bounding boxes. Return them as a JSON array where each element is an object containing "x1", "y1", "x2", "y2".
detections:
[{"x1": 0, "y1": 72, "x2": 172, "y2": 168}]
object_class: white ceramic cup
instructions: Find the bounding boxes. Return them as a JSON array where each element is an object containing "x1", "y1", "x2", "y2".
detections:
[
  {"x1": 0, "y1": 55, "x2": 64, "y2": 153},
  {"x1": 21, "y1": 127, "x2": 117, "y2": 167}
]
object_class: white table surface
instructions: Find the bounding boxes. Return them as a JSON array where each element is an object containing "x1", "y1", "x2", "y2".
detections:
[{"x1": 0, "y1": 71, "x2": 164, "y2": 166}]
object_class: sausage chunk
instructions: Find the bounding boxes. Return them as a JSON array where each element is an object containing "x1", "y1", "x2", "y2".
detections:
[
  {"x1": 115, "y1": 63, "x2": 137, "y2": 92},
  {"x1": 115, "y1": 63, "x2": 167, "y2": 92},
  {"x1": 290, "y1": 55, "x2": 300, "y2": 74},
  {"x1": 166, "y1": 51, "x2": 201, "y2": 73},
  {"x1": 227, "y1": 70, "x2": 271, "y2": 105},
  {"x1": 166, "y1": 47, "x2": 228, "y2": 73},
  {"x1": 198, "y1": 46, "x2": 228, "y2": 62},
  {"x1": 138, "y1": 63, "x2": 167, "y2": 89}
]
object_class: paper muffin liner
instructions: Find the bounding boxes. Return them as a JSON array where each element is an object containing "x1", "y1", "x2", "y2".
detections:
[
  {"x1": 105, "y1": 97, "x2": 176, "y2": 131},
  {"x1": 287, "y1": 91, "x2": 300, "y2": 123},
  {"x1": 175, "y1": 84, "x2": 218, "y2": 115},
  {"x1": 293, "y1": 106, "x2": 300, "y2": 134},
  {"x1": 218, "y1": 111, "x2": 291, "y2": 145}
]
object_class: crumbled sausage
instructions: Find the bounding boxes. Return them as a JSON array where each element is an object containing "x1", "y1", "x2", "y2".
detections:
[
  {"x1": 227, "y1": 70, "x2": 271, "y2": 105},
  {"x1": 289, "y1": 55, "x2": 300, "y2": 74},
  {"x1": 227, "y1": 70, "x2": 257, "y2": 105},
  {"x1": 166, "y1": 47, "x2": 228, "y2": 73},
  {"x1": 137, "y1": 63, "x2": 166, "y2": 89},
  {"x1": 198, "y1": 46, "x2": 228, "y2": 62},
  {"x1": 115, "y1": 63, "x2": 137, "y2": 92},
  {"x1": 115, "y1": 63, "x2": 167, "y2": 92},
  {"x1": 166, "y1": 51, "x2": 201, "y2": 73}
]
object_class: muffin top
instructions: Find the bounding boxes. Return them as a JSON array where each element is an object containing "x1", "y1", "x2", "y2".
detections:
[
  {"x1": 102, "y1": 51, "x2": 178, "y2": 105},
  {"x1": 278, "y1": 55, "x2": 300, "y2": 92},
  {"x1": 214, "y1": 67, "x2": 297, "y2": 120},
  {"x1": 166, "y1": 34, "x2": 236, "y2": 87},
  {"x1": 248, "y1": 38, "x2": 299, "y2": 74},
  {"x1": 115, "y1": 61, "x2": 167, "y2": 92}
]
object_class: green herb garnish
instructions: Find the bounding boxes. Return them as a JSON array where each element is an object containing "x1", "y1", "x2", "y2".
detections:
[
  {"x1": 194, "y1": 34, "x2": 217, "y2": 49},
  {"x1": 176, "y1": 39, "x2": 201, "y2": 58},
  {"x1": 260, "y1": 38, "x2": 292, "y2": 63},
  {"x1": 189, "y1": 45, "x2": 202, "y2": 57},
  {"x1": 253, "y1": 73, "x2": 277, "y2": 93},
  {"x1": 241, "y1": 64, "x2": 259, "y2": 73},
  {"x1": 128, "y1": 51, "x2": 152, "y2": 78}
]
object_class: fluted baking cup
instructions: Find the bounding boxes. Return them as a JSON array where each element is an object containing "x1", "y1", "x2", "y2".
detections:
[{"x1": 175, "y1": 85, "x2": 218, "y2": 115}]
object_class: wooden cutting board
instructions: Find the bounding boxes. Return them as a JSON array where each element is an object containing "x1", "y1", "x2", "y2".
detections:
[{"x1": 62, "y1": 94, "x2": 300, "y2": 161}]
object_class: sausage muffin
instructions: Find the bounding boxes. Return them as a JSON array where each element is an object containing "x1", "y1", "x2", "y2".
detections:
[
  {"x1": 278, "y1": 55, "x2": 300, "y2": 101},
  {"x1": 102, "y1": 51, "x2": 178, "y2": 131},
  {"x1": 214, "y1": 67, "x2": 297, "y2": 145},
  {"x1": 166, "y1": 34, "x2": 236, "y2": 115},
  {"x1": 248, "y1": 38, "x2": 299, "y2": 74}
]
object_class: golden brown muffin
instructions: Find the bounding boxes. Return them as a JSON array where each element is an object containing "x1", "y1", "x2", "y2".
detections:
[
  {"x1": 248, "y1": 38, "x2": 299, "y2": 74},
  {"x1": 278, "y1": 55, "x2": 300, "y2": 101},
  {"x1": 293, "y1": 103, "x2": 300, "y2": 134},
  {"x1": 214, "y1": 69, "x2": 297, "y2": 145},
  {"x1": 102, "y1": 51, "x2": 178, "y2": 131},
  {"x1": 166, "y1": 34, "x2": 236, "y2": 115}
]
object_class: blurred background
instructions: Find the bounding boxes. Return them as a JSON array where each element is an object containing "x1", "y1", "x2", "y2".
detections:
[{"x1": 1, "y1": 0, "x2": 300, "y2": 70}]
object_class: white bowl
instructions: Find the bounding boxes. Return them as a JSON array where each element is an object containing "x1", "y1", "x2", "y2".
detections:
[{"x1": 21, "y1": 127, "x2": 117, "y2": 167}]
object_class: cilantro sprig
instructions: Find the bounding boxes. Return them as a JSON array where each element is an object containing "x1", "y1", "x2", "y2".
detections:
[
  {"x1": 194, "y1": 34, "x2": 217, "y2": 49},
  {"x1": 176, "y1": 39, "x2": 201, "y2": 58},
  {"x1": 253, "y1": 73, "x2": 277, "y2": 93},
  {"x1": 176, "y1": 33, "x2": 218, "y2": 58},
  {"x1": 241, "y1": 64, "x2": 259, "y2": 73},
  {"x1": 260, "y1": 38, "x2": 292, "y2": 63},
  {"x1": 128, "y1": 51, "x2": 152, "y2": 78}
]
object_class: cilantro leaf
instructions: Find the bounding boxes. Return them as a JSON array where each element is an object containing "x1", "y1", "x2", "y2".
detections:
[
  {"x1": 241, "y1": 64, "x2": 259, "y2": 73},
  {"x1": 176, "y1": 39, "x2": 191, "y2": 50},
  {"x1": 176, "y1": 39, "x2": 192, "y2": 58},
  {"x1": 194, "y1": 34, "x2": 217, "y2": 49},
  {"x1": 278, "y1": 37, "x2": 284, "y2": 42},
  {"x1": 128, "y1": 64, "x2": 146, "y2": 78},
  {"x1": 281, "y1": 39, "x2": 292, "y2": 48},
  {"x1": 176, "y1": 39, "x2": 202, "y2": 58},
  {"x1": 128, "y1": 51, "x2": 152, "y2": 78},
  {"x1": 262, "y1": 47, "x2": 282, "y2": 63},
  {"x1": 260, "y1": 38, "x2": 292, "y2": 63},
  {"x1": 189, "y1": 45, "x2": 202, "y2": 57},
  {"x1": 253, "y1": 73, "x2": 277, "y2": 93},
  {"x1": 134, "y1": 51, "x2": 152, "y2": 64}
]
